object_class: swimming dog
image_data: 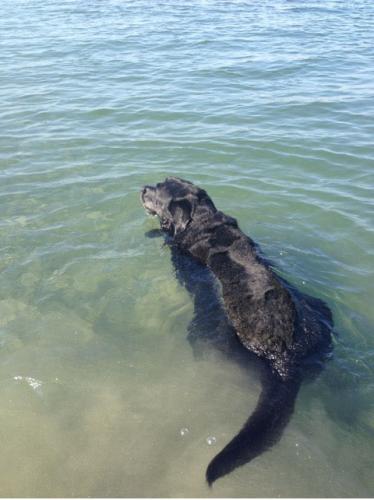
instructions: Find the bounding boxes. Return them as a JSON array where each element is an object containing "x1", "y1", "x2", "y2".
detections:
[{"x1": 141, "y1": 176, "x2": 333, "y2": 485}]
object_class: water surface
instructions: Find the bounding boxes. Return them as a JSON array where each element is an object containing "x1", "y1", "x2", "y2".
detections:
[{"x1": 0, "y1": 0, "x2": 373, "y2": 497}]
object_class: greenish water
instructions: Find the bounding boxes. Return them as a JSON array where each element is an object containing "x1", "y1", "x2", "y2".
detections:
[{"x1": 1, "y1": 0, "x2": 374, "y2": 496}]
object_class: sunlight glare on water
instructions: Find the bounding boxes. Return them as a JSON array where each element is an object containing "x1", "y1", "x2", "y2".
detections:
[{"x1": 0, "y1": 0, "x2": 373, "y2": 497}]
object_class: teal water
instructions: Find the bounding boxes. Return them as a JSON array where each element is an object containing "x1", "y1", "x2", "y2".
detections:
[{"x1": 1, "y1": 0, "x2": 374, "y2": 496}]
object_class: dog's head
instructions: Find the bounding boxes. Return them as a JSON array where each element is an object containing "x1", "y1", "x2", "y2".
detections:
[{"x1": 141, "y1": 177, "x2": 216, "y2": 236}]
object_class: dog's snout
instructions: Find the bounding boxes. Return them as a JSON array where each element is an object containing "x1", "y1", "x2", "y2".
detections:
[
  {"x1": 142, "y1": 185, "x2": 154, "y2": 195},
  {"x1": 141, "y1": 185, "x2": 157, "y2": 212},
  {"x1": 141, "y1": 185, "x2": 152, "y2": 202}
]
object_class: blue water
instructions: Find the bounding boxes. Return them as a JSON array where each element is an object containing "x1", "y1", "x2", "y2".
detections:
[{"x1": 0, "y1": 0, "x2": 373, "y2": 496}]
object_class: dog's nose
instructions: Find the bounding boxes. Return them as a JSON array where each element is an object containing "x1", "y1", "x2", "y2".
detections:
[
  {"x1": 141, "y1": 186, "x2": 150, "y2": 201},
  {"x1": 142, "y1": 185, "x2": 155, "y2": 198},
  {"x1": 141, "y1": 185, "x2": 155, "y2": 204}
]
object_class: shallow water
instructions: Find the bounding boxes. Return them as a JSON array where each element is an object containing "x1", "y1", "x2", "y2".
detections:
[{"x1": 1, "y1": 0, "x2": 374, "y2": 497}]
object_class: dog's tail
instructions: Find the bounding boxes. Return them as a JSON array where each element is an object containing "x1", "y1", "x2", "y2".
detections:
[{"x1": 206, "y1": 369, "x2": 301, "y2": 485}]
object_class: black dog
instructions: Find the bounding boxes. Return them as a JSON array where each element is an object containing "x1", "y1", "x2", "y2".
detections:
[{"x1": 141, "y1": 177, "x2": 333, "y2": 485}]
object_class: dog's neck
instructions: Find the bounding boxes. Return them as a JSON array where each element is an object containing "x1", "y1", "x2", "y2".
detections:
[{"x1": 176, "y1": 211, "x2": 256, "y2": 265}]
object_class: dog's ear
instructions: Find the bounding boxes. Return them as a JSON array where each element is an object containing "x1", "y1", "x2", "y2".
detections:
[{"x1": 168, "y1": 198, "x2": 194, "y2": 235}]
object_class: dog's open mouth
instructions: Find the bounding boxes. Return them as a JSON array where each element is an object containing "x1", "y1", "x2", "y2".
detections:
[{"x1": 144, "y1": 207, "x2": 158, "y2": 217}]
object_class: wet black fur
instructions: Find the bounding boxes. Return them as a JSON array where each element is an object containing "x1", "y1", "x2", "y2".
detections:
[{"x1": 141, "y1": 177, "x2": 333, "y2": 485}]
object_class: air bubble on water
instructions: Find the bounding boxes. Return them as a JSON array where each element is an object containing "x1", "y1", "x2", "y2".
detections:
[
  {"x1": 302, "y1": 281, "x2": 306, "y2": 285},
  {"x1": 180, "y1": 427, "x2": 189, "y2": 437},
  {"x1": 206, "y1": 436, "x2": 217, "y2": 446}
]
